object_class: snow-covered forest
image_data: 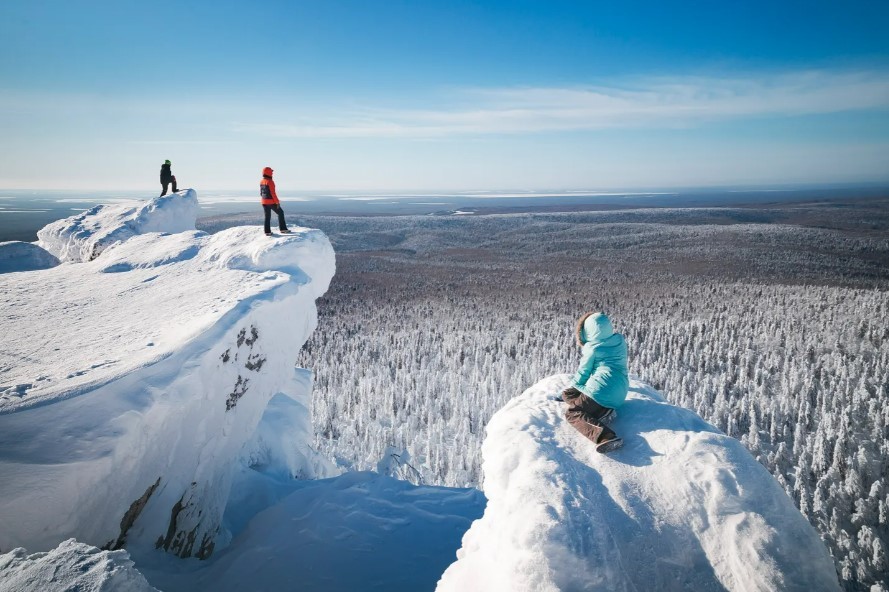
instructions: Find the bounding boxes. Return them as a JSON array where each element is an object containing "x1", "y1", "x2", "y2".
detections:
[{"x1": 203, "y1": 199, "x2": 889, "y2": 591}]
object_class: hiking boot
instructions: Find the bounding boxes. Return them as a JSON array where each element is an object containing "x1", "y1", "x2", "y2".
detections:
[
  {"x1": 279, "y1": 228, "x2": 292, "y2": 234},
  {"x1": 265, "y1": 232, "x2": 273, "y2": 237}
]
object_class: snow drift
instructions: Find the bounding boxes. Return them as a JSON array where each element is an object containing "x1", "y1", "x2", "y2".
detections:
[
  {"x1": 0, "y1": 190, "x2": 335, "y2": 561},
  {"x1": 437, "y1": 374, "x2": 841, "y2": 592},
  {"x1": 0, "y1": 241, "x2": 59, "y2": 273}
]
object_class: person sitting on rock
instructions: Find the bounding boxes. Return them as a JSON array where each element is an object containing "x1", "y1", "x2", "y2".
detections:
[
  {"x1": 159, "y1": 160, "x2": 178, "y2": 196},
  {"x1": 561, "y1": 312, "x2": 628, "y2": 453},
  {"x1": 260, "y1": 166, "x2": 291, "y2": 236}
]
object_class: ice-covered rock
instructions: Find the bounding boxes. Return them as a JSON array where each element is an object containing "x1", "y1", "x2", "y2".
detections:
[
  {"x1": 437, "y1": 375, "x2": 840, "y2": 592},
  {"x1": 0, "y1": 539, "x2": 158, "y2": 592},
  {"x1": 0, "y1": 191, "x2": 335, "y2": 560},
  {"x1": 36, "y1": 189, "x2": 199, "y2": 262},
  {"x1": 0, "y1": 241, "x2": 59, "y2": 273}
]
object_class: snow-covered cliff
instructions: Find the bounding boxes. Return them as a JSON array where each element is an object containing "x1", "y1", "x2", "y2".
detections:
[
  {"x1": 0, "y1": 193, "x2": 850, "y2": 590},
  {"x1": 0, "y1": 190, "x2": 335, "y2": 560},
  {"x1": 437, "y1": 374, "x2": 841, "y2": 592}
]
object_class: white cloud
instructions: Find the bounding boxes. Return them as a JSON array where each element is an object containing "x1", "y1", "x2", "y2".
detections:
[{"x1": 235, "y1": 69, "x2": 889, "y2": 138}]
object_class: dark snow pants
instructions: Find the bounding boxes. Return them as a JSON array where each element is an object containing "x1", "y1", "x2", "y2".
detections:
[
  {"x1": 263, "y1": 204, "x2": 288, "y2": 233},
  {"x1": 160, "y1": 176, "x2": 178, "y2": 196},
  {"x1": 563, "y1": 390, "x2": 617, "y2": 444}
]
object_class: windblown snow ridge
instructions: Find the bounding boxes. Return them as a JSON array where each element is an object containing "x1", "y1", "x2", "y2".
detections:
[
  {"x1": 437, "y1": 374, "x2": 840, "y2": 592},
  {"x1": 37, "y1": 189, "x2": 199, "y2": 263},
  {"x1": 0, "y1": 190, "x2": 336, "y2": 561}
]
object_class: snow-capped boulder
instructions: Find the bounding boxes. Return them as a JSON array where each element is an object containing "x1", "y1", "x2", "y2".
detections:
[
  {"x1": 0, "y1": 241, "x2": 59, "y2": 273},
  {"x1": 437, "y1": 375, "x2": 840, "y2": 592},
  {"x1": 0, "y1": 540, "x2": 158, "y2": 592},
  {"x1": 0, "y1": 191, "x2": 335, "y2": 560},
  {"x1": 36, "y1": 189, "x2": 199, "y2": 262}
]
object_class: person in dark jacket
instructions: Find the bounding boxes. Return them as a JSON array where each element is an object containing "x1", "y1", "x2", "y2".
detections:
[
  {"x1": 561, "y1": 312, "x2": 627, "y2": 453},
  {"x1": 260, "y1": 166, "x2": 291, "y2": 236},
  {"x1": 159, "y1": 160, "x2": 178, "y2": 196}
]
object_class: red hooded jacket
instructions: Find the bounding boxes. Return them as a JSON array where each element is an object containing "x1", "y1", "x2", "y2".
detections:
[{"x1": 260, "y1": 167, "x2": 279, "y2": 205}]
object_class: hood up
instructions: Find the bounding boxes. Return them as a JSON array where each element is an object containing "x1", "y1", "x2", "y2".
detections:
[{"x1": 575, "y1": 312, "x2": 614, "y2": 346}]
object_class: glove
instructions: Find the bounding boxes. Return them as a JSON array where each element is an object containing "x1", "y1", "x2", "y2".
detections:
[{"x1": 561, "y1": 387, "x2": 582, "y2": 402}]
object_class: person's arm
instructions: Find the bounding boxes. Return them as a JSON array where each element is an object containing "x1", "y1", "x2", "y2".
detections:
[
  {"x1": 571, "y1": 345, "x2": 596, "y2": 387},
  {"x1": 269, "y1": 179, "x2": 279, "y2": 203}
]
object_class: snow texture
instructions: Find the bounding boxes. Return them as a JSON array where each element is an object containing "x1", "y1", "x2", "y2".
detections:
[
  {"x1": 0, "y1": 190, "x2": 336, "y2": 560},
  {"x1": 0, "y1": 539, "x2": 158, "y2": 592},
  {"x1": 437, "y1": 374, "x2": 841, "y2": 592},
  {"x1": 36, "y1": 190, "x2": 199, "y2": 263},
  {"x1": 0, "y1": 242, "x2": 59, "y2": 273},
  {"x1": 142, "y1": 472, "x2": 485, "y2": 592}
]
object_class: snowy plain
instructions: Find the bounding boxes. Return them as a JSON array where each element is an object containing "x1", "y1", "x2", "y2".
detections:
[{"x1": 0, "y1": 190, "x2": 844, "y2": 591}]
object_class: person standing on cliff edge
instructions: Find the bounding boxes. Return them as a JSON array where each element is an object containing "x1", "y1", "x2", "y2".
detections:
[
  {"x1": 260, "y1": 166, "x2": 292, "y2": 236},
  {"x1": 159, "y1": 160, "x2": 178, "y2": 196}
]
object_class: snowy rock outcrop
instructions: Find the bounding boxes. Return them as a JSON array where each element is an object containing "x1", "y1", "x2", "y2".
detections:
[
  {"x1": 437, "y1": 375, "x2": 841, "y2": 592},
  {"x1": 0, "y1": 190, "x2": 335, "y2": 560},
  {"x1": 0, "y1": 540, "x2": 158, "y2": 592},
  {"x1": 37, "y1": 190, "x2": 199, "y2": 263}
]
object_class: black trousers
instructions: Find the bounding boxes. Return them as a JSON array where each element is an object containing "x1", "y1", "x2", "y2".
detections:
[
  {"x1": 263, "y1": 204, "x2": 288, "y2": 233},
  {"x1": 160, "y1": 177, "x2": 178, "y2": 196}
]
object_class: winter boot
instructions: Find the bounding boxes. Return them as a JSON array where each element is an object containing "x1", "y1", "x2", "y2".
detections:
[{"x1": 595, "y1": 427, "x2": 623, "y2": 454}]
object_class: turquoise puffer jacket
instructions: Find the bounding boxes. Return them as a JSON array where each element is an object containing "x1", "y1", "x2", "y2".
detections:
[{"x1": 571, "y1": 312, "x2": 629, "y2": 409}]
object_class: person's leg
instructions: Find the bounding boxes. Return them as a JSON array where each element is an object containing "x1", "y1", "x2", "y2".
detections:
[
  {"x1": 274, "y1": 204, "x2": 288, "y2": 231},
  {"x1": 160, "y1": 182, "x2": 169, "y2": 197},
  {"x1": 263, "y1": 205, "x2": 272, "y2": 234},
  {"x1": 564, "y1": 393, "x2": 618, "y2": 445},
  {"x1": 563, "y1": 387, "x2": 614, "y2": 422}
]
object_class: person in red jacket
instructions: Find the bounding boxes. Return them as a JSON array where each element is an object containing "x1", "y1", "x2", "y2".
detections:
[{"x1": 260, "y1": 166, "x2": 291, "y2": 236}]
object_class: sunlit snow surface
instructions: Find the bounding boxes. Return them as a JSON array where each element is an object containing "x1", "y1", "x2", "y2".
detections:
[
  {"x1": 0, "y1": 191, "x2": 842, "y2": 591},
  {"x1": 0, "y1": 540, "x2": 159, "y2": 592},
  {"x1": 0, "y1": 190, "x2": 336, "y2": 559},
  {"x1": 437, "y1": 374, "x2": 840, "y2": 592}
]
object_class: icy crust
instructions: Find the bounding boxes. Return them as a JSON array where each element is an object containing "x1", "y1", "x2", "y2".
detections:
[
  {"x1": 437, "y1": 375, "x2": 841, "y2": 592},
  {"x1": 36, "y1": 189, "x2": 199, "y2": 263},
  {"x1": 0, "y1": 540, "x2": 159, "y2": 592},
  {"x1": 0, "y1": 195, "x2": 335, "y2": 559}
]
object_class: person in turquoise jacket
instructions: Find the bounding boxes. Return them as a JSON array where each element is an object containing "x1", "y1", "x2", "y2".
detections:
[{"x1": 561, "y1": 312, "x2": 628, "y2": 453}]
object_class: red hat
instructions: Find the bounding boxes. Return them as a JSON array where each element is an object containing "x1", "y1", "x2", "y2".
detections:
[{"x1": 262, "y1": 166, "x2": 274, "y2": 176}]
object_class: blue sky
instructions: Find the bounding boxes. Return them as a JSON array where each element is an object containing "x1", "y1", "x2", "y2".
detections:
[{"x1": 1, "y1": 0, "x2": 888, "y2": 191}]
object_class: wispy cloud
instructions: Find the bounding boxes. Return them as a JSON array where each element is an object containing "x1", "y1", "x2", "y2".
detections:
[{"x1": 236, "y1": 69, "x2": 889, "y2": 138}]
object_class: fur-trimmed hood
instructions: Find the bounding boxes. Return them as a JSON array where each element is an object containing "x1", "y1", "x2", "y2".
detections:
[{"x1": 575, "y1": 312, "x2": 615, "y2": 346}]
